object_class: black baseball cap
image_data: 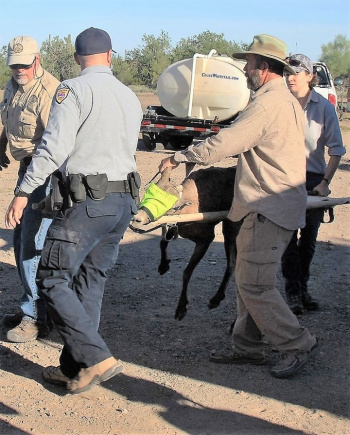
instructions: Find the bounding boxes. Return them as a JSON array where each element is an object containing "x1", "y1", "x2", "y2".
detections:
[{"x1": 75, "y1": 27, "x2": 115, "y2": 55}]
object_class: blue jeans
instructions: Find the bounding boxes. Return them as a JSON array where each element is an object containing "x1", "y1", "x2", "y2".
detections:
[
  {"x1": 37, "y1": 192, "x2": 136, "y2": 378},
  {"x1": 13, "y1": 162, "x2": 52, "y2": 323},
  {"x1": 281, "y1": 172, "x2": 324, "y2": 297}
]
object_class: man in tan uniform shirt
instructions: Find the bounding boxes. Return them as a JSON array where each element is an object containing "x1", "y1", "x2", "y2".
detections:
[
  {"x1": 159, "y1": 34, "x2": 319, "y2": 379},
  {"x1": 0, "y1": 36, "x2": 59, "y2": 342}
]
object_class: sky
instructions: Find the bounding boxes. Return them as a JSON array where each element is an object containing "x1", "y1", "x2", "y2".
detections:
[{"x1": 0, "y1": 0, "x2": 349, "y2": 62}]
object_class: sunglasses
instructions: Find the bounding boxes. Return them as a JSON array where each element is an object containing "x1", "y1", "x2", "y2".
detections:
[
  {"x1": 284, "y1": 57, "x2": 311, "y2": 73},
  {"x1": 9, "y1": 59, "x2": 35, "y2": 70}
]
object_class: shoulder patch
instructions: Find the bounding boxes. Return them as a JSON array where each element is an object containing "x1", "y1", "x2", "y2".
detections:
[{"x1": 55, "y1": 87, "x2": 70, "y2": 104}]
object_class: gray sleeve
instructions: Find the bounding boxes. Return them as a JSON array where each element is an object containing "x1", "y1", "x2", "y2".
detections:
[{"x1": 323, "y1": 103, "x2": 346, "y2": 157}]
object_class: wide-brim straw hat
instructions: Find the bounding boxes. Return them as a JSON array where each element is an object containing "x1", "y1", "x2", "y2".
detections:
[{"x1": 233, "y1": 34, "x2": 296, "y2": 74}]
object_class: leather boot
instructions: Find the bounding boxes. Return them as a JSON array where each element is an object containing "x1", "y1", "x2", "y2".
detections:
[{"x1": 67, "y1": 357, "x2": 123, "y2": 394}]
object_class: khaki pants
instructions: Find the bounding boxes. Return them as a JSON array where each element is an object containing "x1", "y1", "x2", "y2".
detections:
[{"x1": 233, "y1": 213, "x2": 316, "y2": 355}]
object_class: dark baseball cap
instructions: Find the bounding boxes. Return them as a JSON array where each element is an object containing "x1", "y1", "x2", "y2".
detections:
[{"x1": 75, "y1": 27, "x2": 115, "y2": 55}]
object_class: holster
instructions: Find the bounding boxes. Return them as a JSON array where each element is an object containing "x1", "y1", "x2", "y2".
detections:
[
  {"x1": 32, "y1": 171, "x2": 69, "y2": 214},
  {"x1": 51, "y1": 171, "x2": 65, "y2": 210},
  {"x1": 128, "y1": 171, "x2": 141, "y2": 205},
  {"x1": 68, "y1": 174, "x2": 86, "y2": 202}
]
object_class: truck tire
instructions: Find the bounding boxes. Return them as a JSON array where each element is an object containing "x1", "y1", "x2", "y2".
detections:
[
  {"x1": 142, "y1": 133, "x2": 157, "y2": 151},
  {"x1": 169, "y1": 136, "x2": 193, "y2": 150}
]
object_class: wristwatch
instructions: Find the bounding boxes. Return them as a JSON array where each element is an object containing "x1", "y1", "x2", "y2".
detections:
[{"x1": 14, "y1": 186, "x2": 31, "y2": 198}]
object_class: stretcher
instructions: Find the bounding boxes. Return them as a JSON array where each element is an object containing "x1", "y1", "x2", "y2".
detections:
[{"x1": 131, "y1": 196, "x2": 350, "y2": 233}]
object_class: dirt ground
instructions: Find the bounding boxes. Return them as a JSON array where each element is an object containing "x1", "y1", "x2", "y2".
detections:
[{"x1": 0, "y1": 93, "x2": 349, "y2": 435}]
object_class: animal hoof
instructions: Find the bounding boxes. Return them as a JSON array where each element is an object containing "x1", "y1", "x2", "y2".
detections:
[
  {"x1": 208, "y1": 297, "x2": 223, "y2": 309},
  {"x1": 158, "y1": 261, "x2": 170, "y2": 275},
  {"x1": 174, "y1": 308, "x2": 187, "y2": 321}
]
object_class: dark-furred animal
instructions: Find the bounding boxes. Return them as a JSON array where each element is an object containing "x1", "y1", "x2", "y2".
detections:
[{"x1": 131, "y1": 166, "x2": 241, "y2": 320}]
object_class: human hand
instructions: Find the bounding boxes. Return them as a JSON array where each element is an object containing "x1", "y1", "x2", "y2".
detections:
[
  {"x1": 312, "y1": 181, "x2": 331, "y2": 197},
  {"x1": 158, "y1": 156, "x2": 179, "y2": 173},
  {"x1": 5, "y1": 197, "x2": 28, "y2": 229}
]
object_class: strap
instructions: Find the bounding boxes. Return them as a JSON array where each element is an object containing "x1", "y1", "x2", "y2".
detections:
[
  {"x1": 321, "y1": 207, "x2": 334, "y2": 224},
  {"x1": 106, "y1": 180, "x2": 130, "y2": 193}
]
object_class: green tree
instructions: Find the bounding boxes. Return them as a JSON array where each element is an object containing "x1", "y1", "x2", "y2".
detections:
[
  {"x1": 319, "y1": 34, "x2": 350, "y2": 78},
  {"x1": 112, "y1": 54, "x2": 139, "y2": 86},
  {"x1": 126, "y1": 31, "x2": 172, "y2": 88},
  {"x1": 172, "y1": 31, "x2": 245, "y2": 62},
  {"x1": 0, "y1": 45, "x2": 11, "y2": 89},
  {"x1": 40, "y1": 35, "x2": 80, "y2": 81}
]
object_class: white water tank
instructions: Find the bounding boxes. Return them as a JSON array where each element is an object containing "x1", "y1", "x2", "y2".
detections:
[{"x1": 157, "y1": 54, "x2": 250, "y2": 121}]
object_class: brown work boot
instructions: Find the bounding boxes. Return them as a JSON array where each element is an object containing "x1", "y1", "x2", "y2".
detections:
[
  {"x1": 67, "y1": 357, "x2": 123, "y2": 394},
  {"x1": 210, "y1": 350, "x2": 266, "y2": 365},
  {"x1": 2, "y1": 311, "x2": 24, "y2": 329},
  {"x1": 270, "y1": 339, "x2": 320, "y2": 378},
  {"x1": 302, "y1": 292, "x2": 319, "y2": 311},
  {"x1": 286, "y1": 294, "x2": 304, "y2": 315},
  {"x1": 43, "y1": 366, "x2": 71, "y2": 387},
  {"x1": 7, "y1": 318, "x2": 39, "y2": 343}
]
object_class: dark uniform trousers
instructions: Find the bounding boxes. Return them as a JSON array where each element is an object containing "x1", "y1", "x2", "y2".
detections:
[
  {"x1": 281, "y1": 172, "x2": 324, "y2": 297},
  {"x1": 37, "y1": 192, "x2": 135, "y2": 378}
]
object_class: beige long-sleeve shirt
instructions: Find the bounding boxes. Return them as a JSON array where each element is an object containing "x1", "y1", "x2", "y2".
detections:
[
  {"x1": 173, "y1": 78, "x2": 307, "y2": 230},
  {"x1": 0, "y1": 67, "x2": 59, "y2": 161}
]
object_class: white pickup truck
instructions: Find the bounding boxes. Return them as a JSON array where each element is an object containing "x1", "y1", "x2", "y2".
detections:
[{"x1": 313, "y1": 62, "x2": 337, "y2": 108}]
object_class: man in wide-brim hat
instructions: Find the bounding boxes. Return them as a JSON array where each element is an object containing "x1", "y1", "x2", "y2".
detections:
[
  {"x1": 233, "y1": 34, "x2": 296, "y2": 75},
  {"x1": 159, "y1": 34, "x2": 319, "y2": 379},
  {"x1": 232, "y1": 34, "x2": 296, "y2": 92}
]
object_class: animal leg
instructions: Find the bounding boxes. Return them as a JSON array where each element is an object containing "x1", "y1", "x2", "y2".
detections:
[
  {"x1": 175, "y1": 240, "x2": 212, "y2": 320},
  {"x1": 158, "y1": 226, "x2": 178, "y2": 275},
  {"x1": 208, "y1": 220, "x2": 241, "y2": 309}
]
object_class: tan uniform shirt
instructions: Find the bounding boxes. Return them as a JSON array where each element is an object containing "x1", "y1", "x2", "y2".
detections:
[
  {"x1": 0, "y1": 67, "x2": 59, "y2": 161},
  {"x1": 174, "y1": 78, "x2": 307, "y2": 230}
]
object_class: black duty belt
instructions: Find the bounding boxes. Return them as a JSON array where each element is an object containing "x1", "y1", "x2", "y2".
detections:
[{"x1": 106, "y1": 180, "x2": 130, "y2": 193}]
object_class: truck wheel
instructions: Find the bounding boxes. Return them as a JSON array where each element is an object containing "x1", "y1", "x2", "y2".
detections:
[
  {"x1": 142, "y1": 133, "x2": 156, "y2": 151},
  {"x1": 169, "y1": 136, "x2": 193, "y2": 150}
]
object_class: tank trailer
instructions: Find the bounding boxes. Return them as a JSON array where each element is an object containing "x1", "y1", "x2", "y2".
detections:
[{"x1": 140, "y1": 50, "x2": 250, "y2": 150}]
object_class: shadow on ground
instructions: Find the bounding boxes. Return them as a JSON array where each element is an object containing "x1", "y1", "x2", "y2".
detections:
[{"x1": 1, "y1": 228, "x2": 349, "y2": 425}]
